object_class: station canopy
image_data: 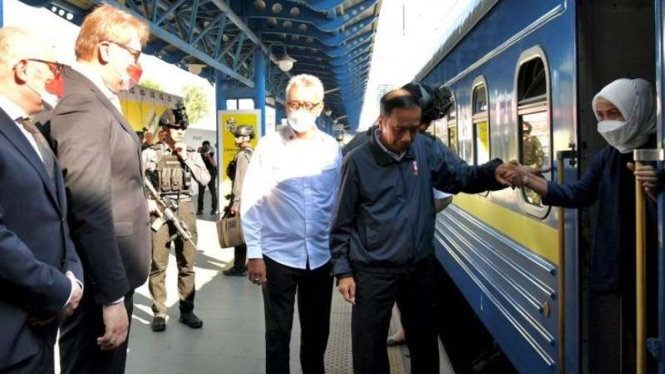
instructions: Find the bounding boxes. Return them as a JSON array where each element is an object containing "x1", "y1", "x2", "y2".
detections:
[{"x1": 20, "y1": 0, "x2": 383, "y2": 130}]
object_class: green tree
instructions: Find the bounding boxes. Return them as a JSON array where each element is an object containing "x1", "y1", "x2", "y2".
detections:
[
  {"x1": 183, "y1": 84, "x2": 209, "y2": 124},
  {"x1": 140, "y1": 79, "x2": 164, "y2": 92}
]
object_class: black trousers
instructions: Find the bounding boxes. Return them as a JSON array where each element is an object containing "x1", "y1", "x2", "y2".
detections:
[
  {"x1": 197, "y1": 172, "x2": 217, "y2": 212},
  {"x1": 0, "y1": 335, "x2": 54, "y2": 374},
  {"x1": 232, "y1": 244, "x2": 247, "y2": 269},
  {"x1": 59, "y1": 290, "x2": 134, "y2": 374},
  {"x1": 262, "y1": 256, "x2": 333, "y2": 374},
  {"x1": 352, "y1": 258, "x2": 439, "y2": 374}
]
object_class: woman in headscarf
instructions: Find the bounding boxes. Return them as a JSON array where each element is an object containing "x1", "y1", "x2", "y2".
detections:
[{"x1": 520, "y1": 78, "x2": 660, "y2": 373}]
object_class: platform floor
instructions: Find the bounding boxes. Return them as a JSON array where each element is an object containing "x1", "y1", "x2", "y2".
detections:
[{"x1": 58, "y1": 191, "x2": 455, "y2": 374}]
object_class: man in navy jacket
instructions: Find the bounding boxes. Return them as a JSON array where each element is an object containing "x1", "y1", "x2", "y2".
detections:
[
  {"x1": 331, "y1": 89, "x2": 518, "y2": 374},
  {"x1": 0, "y1": 27, "x2": 83, "y2": 374}
]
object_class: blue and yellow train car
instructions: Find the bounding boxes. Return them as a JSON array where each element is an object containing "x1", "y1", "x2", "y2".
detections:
[{"x1": 413, "y1": 0, "x2": 662, "y2": 373}]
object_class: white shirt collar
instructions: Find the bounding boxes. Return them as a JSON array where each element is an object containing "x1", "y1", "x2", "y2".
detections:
[
  {"x1": 0, "y1": 94, "x2": 29, "y2": 122},
  {"x1": 373, "y1": 128, "x2": 405, "y2": 161},
  {"x1": 72, "y1": 62, "x2": 120, "y2": 104}
]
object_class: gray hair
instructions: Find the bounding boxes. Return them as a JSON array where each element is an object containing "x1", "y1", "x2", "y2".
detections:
[{"x1": 285, "y1": 74, "x2": 325, "y2": 102}]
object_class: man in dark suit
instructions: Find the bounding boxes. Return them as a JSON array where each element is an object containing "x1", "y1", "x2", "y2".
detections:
[
  {"x1": 48, "y1": 5, "x2": 151, "y2": 374},
  {"x1": 0, "y1": 27, "x2": 83, "y2": 374}
]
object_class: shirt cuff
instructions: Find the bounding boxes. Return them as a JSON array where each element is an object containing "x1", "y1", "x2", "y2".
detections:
[
  {"x1": 62, "y1": 279, "x2": 83, "y2": 309},
  {"x1": 107, "y1": 296, "x2": 125, "y2": 305},
  {"x1": 247, "y1": 244, "x2": 263, "y2": 259}
]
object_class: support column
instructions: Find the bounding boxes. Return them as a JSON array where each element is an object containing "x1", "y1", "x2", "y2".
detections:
[
  {"x1": 254, "y1": 47, "x2": 266, "y2": 136},
  {"x1": 214, "y1": 70, "x2": 227, "y2": 214}
]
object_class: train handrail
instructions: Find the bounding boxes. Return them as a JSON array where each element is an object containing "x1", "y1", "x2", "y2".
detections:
[
  {"x1": 556, "y1": 149, "x2": 575, "y2": 374},
  {"x1": 633, "y1": 149, "x2": 664, "y2": 374}
]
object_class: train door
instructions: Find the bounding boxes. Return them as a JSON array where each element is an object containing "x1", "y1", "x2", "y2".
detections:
[
  {"x1": 654, "y1": 3, "x2": 665, "y2": 374},
  {"x1": 576, "y1": 0, "x2": 656, "y2": 373}
]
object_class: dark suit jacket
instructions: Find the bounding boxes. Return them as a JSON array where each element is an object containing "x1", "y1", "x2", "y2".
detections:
[
  {"x1": 49, "y1": 67, "x2": 151, "y2": 304},
  {"x1": 0, "y1": 109, "x2": 83, "y2": 369}
]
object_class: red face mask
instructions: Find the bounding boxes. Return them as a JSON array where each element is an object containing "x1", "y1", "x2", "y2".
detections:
[
  {"x1": 127, "y1": 62, "x2": 143, "y2": 88},
  {"x1": 45, "y1": 76, "x2": 64, "y2": 99}
]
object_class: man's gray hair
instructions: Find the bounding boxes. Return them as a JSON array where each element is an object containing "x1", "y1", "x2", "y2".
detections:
[{"x1": 285, "y1": 74, "x2": 325, "y2": 102}]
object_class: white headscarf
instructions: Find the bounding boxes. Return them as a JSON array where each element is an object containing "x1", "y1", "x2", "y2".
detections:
[{"x1": 592, "y1": 78, "x2": 656, "y2": 153}]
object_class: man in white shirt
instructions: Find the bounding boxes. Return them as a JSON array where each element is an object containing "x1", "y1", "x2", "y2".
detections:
[{"x1": 241, "y1": 74, "x2": 342, "y2": 374}]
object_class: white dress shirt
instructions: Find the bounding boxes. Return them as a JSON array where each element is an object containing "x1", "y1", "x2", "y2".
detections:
[
  {"x1": 71, "y1": 63, "x2": 123, "y2": 113},
  {"x1": 241, "y1": 126, "x2": 342, "y2": 270},
  {"x1": 0, "y1": 94, "x2": 42, "y2": 161}
]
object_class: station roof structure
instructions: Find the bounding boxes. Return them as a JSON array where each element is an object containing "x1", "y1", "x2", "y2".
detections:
[{"x1": 19, "y1": 0, "x2": 383, "y2": 130}]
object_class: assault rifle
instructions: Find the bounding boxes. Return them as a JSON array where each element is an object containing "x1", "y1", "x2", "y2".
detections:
[{"x1": 144, "y1": 179, "x2": 196, "y2": 247}]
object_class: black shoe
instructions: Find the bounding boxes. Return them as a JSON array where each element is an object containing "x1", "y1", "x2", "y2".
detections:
[
  {"x1": 223, "y1": 267, "x2": 247, "y2": 276},
  {"x1": 179, "y1": 312, "x2": 203, "y2": 329},
  {"x1": 151, "y1": 315, "x2": 166, "y2": 332},
  {"x1": 196, "y1": 210, "x2": 203, "y2": 215},
  {"x1": 210, "y1": 208, "x2": 218, "y2": 214}
]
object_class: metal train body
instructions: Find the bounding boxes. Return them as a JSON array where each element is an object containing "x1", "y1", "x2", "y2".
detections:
[{"x1": 414, "y1": 0, "x2": 660, "y2": 373}]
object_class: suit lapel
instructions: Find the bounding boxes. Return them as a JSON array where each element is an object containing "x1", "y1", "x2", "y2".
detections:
[
  {"x1": 0, "y1": 109, "x2": 62, "y2": 213},
  {"x1": 64, "y1": 68, "x2": 144, "y2": 179}
]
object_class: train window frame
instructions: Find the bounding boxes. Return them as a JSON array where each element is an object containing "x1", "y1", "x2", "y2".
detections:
[
  {"x1": 514, "y1": 46, "x2": 552, "y2": 220},
  {"x1": 472, "y1": 76, "x2": 490, "y2": 197},
  {"x1": 472, "y1": 76, "x2": 490, "y2": 166},
  {"x1": 446, "y1": 93, "x2": 459, "y2": 156}
]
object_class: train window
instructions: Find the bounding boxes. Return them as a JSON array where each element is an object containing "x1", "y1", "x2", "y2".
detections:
[
  {"x1": 447, "y1": 95, "x2": 459, "y2": 155},
  {"x1": 516, "y1": 49, "x2": 552, "y2": 214},
  {"x1": 472, "y1": 80, "x2": 490, "y2": 165}
]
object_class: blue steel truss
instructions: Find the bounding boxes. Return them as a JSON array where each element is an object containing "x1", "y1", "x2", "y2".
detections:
[{"x1": 19, "y1": 0, "x2": 383, "y2": 130}]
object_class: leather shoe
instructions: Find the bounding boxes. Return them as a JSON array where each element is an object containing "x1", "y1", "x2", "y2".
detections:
[
  {"x1": 196, "y1": 210, "x2": 203, "y2": 215},
  {"x1": 210, "y1": 208, "x2": 218, "y2": 214},
  {"x1": 151, "y1": 315, "x2": 166, "y2": 332},
  {"x1": 223, "y1": 267, "x2": 247, "y2": 276},
  {"x1": 179, "y1": 312, "x2": 203, "y2": 329}
]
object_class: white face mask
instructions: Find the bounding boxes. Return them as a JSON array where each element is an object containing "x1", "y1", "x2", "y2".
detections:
[
  {"x1": 287, "y1": 109, "x2": 316, "y2": 133},
  {"x1": 597, "y1": 119, "x2": 649, "y2": 153}
]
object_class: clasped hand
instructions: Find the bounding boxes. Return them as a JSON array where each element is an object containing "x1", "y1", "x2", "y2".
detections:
[{"x1": 494, "y1": 161, "x2": 549, "y2": 189}]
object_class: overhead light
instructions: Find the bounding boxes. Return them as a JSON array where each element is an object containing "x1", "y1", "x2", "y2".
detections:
[
  {"x1": 270, "y1": 42, "x2": 297, "y2": 72},
  {"x1": 277, "y1": 55, "x2": 296, "y2": 72},
  {"x1": 187, "y1": 63, "x2": 205, "y2": 75}
]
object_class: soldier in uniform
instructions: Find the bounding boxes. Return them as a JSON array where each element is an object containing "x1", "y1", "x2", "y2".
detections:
[
  {"x1": 142, "y1": 103, "x2": 211, "y2": 332},
  {"x1": 222, "y1": 124, "x2": 255, "y2": 276},
  {"x1": 521, "y1": 122, "x2": 544, "y2": 205}
]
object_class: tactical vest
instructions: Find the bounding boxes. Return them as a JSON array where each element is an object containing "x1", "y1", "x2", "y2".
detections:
[
  {"x1": 226, "y1": 147, "x2": 253, "y2": 181},
  {"x1": 152, "y1": 145, "x2": 192, "y2": 195}
]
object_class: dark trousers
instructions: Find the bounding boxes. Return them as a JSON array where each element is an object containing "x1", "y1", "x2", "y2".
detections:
[
  {"x1": 352, "y1": 258, "x2": 439, "y2": 374},
  {"x1": 0, "y1": 336, "x2": 54, "y2": 374},
  {"x1": 149, "y1": 201, "x2": 198, "y2": 315},
  {"x1": 232, "y1": 244, "x2": 247, "y2": 269},
  {"x1": 59, "y1": 290, "x2": 134, "y2": 374},
  {"x1": 197, "y1": 172, "x2": 217, "y2": 212},
  {"x1": 263, "y1": 256, "x2": 333, "y2": 374}
]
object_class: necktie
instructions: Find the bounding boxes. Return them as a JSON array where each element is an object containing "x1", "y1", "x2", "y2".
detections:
[{"x1": 20, "y1": 117, "x2": 56, "y2": 187}]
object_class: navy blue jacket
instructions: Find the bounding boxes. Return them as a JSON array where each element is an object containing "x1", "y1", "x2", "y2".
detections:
[
  {"x1": 543, "y1": 143, "x2": 658, "y2": 294},
  {"x1": 330, "y1": 131, "x2": 503, "y2": 276},
  {"x1": 0, "y1": 109, "x2": 83, "y2": 369}
]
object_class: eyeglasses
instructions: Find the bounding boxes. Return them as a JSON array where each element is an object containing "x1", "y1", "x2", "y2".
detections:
[
  {"x1": 286, "y1": 101, "x2": 321, "y2": 111},
  {"x1": 23, "y1": 59, "x2": 64, "y2": 79},
  {"x1": 104, "y1": 40, "x2": 141, "y2": 64}
]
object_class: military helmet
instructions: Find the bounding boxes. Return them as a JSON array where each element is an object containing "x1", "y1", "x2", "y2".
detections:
[
  {"x1": 159, "y1": 102, "x2": 189, "y2": 129},
  {"x1": 233, "y1": 125, "x2": 255, "y2": 139},
  {"x1": 522, "y1": 122, "x2": 533, "y2": 133}
]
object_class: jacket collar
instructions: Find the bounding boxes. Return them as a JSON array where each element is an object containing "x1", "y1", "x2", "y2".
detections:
[{"x1": 367, "y1": 127, "x2": 415, "y2": 166}]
